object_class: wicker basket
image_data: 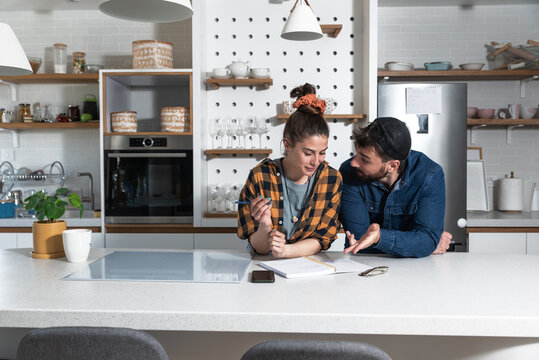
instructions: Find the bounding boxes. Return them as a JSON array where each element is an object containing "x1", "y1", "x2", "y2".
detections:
[
  {"x1": 132, "y1": 40, "x2": 173, "y2": 69},
  {"x1": 111, "y1": 111, "x2": 137, "y2": 132},
  {"x1": 160, "y1": 107, "x2": 190, "y2": 132}
]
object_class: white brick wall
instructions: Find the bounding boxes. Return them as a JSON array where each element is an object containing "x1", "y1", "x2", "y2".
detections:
[
  {"x1": 379, "y1": 4, "x2": 539, "y2": 186},
  {"x1": 0, "y1": 10, "x2": 192, "y2": 209}
]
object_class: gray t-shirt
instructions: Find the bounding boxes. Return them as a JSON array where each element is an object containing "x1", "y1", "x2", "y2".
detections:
[{"x1": 275, "y1": 159, "x2": 315, "y2": 240}]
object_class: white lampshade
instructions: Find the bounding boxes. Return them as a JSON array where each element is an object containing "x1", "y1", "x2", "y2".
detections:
[
  {"x1": 281, "y1": 0, "x2": 323, "y2": 41},
  {"x1": 99, "y1": 0, "x2": 193, "y2": 23},
  {"x1": 0, "y1": 23, "x2": 32, "y2": 76}
]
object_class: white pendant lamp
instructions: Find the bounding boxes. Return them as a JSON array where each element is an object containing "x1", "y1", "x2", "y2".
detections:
[
  {"x1": 99, "y1": 0, "x2": 193, "y2": 23},
  {"x1": 0, "y1": 23, "x2": 32, "y2": 76},
  {"x1": 281, "y1": 0, "x2": 323, "y2": 41}
]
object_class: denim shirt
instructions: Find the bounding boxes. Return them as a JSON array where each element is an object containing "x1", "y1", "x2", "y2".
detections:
[{"x1": 339, "y1": 150, "x2": 445, "y2": 258}]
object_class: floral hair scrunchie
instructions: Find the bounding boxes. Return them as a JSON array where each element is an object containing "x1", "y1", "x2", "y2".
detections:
[{"x1": 292, "y1": 93, "x2": 326, "y2": 114}]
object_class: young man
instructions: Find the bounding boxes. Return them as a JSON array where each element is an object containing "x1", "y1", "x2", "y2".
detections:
[{"x1": 339, "y1": 117, "x2": 452, "y2": 258}]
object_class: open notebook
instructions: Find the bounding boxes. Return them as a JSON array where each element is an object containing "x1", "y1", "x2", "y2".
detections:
[{"x1": 258, "y1": 255, "x2": 373, "y2": 279}]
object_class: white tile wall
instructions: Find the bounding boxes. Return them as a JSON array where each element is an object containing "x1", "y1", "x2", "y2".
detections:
[
  {"x1": 379, "y1": 4, "x2": 539, "y2": 185},
  {"x1": 0, "y1": 10, "x2": 192, "y2": 209}
]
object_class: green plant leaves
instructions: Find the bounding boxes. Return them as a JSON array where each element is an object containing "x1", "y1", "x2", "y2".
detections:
[{"x1": 20, "y1": 187, "x2": 84, "y2": 221}]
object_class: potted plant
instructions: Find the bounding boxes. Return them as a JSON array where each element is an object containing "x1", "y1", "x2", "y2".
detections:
[{"x1": 21, "y1": 188, "x2": 83, "y2": 259}]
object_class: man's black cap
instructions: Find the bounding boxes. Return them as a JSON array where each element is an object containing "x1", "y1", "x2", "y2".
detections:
[{"x1": 367, "y1": 117, "x2": 411, "y2": 161}]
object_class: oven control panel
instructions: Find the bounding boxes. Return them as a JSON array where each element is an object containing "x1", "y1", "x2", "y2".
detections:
[{"x1": 129, "y1": 137, "x2": 167, "y2": 148}]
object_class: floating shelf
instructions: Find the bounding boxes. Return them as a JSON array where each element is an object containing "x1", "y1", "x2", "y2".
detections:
[
  {"x1": 205, "y1": 78, "x2": 273, "y2": 89},
  {"x1": 103, "y1": 131, "x2": 192, "y2": 136},
  {"x1": 0, "y1": 122, "x2": 99, "y2": 129},
  {"x1": 276, "y1": 113, "x2": 367, "y2": 123},
  {"x1": 378, "y1": 69, "x2": 539, "y2": 82},
  {"x1": 205, "y1": 149, "x2": 272, "y2": 159},
  {"x1": 467, "y1": 118, "x2": 539, "y2": 126},
  {"x1": 204, "y1": 212, "x2": 237, "y2": 218},
  {"x1": 320, "y1": 24, "x2": 343, "y2": 38},
  {"x1": 0, "y1": 73, "x2": 99, "y2": 84}
]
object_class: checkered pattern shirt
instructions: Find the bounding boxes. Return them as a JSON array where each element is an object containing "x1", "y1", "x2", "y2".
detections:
[{"x1": 237, "y1": 158, "x2": 342, "y2": 250}]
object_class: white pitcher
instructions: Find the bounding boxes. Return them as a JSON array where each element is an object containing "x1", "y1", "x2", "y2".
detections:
[
  {"x1": 227, "y1": 60, "x2": 251, "y2": 78},
  {"x1": 508, "y1": 104, "x2": 520, "y2": 119}
]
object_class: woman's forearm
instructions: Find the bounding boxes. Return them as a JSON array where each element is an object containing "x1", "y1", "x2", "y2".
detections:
[
  {"x1": 249, "y1": 224, "x2": 272, "y2": 254},
  {"x1": 283, "y1": 238, "x2": 321, "y2": 258}
]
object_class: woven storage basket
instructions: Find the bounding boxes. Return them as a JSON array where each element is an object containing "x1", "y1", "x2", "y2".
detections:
[
  {"x1": 132, "y1": 40, "x2": 173, "y2": 69},
  {"x1": 160, "y1": 107, "x2": 190, "y2": 132},
  {"x1": 111, "y1": 111, "x2": 137, "y2": 132}
]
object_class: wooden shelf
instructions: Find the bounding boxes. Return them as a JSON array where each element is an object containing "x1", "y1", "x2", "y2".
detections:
[
  {"x1": 378, "y1": 69, "x2": 539, "y2": 81},
  {"x1": 205, "y1": 149, "x2": 272, "y2": 159},
  {"x1": 204, "y1": 212, "x2": 237, "y2": 218},
  {"x1": 0, "y1": 73, "x2": 99, "y2": 84},
  {"x1": 320, "y1": 24, "x2": 343, "y2": 38},
  {"x1": 0, "y1": 122, "x2": 99, "y2": 129},
  {"x1": 103, "y1": 131, "x2": 192, "y2": 136},
  {"x1": 276, "y1": 113, "x2": 367, "y2": 123},
  {"x1": 205, "y1": 78, "x2": 273, "y2": 89},
  {"x1": 467, "y1": 118, "x2": 539, "y2": 126}
]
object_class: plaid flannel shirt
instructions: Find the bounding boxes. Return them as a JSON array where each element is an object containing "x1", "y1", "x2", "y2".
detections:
[{"x1": 237, "y1": 158, "x2": 342, "y2": 250}]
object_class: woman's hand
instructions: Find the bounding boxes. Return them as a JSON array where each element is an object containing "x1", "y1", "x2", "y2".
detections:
[
  {"x1": 269, "y1": 229, "x2": 287, "y2": 258},
  {"x1": 250, "y1": 196, "x2": 272, "y2": 230}
]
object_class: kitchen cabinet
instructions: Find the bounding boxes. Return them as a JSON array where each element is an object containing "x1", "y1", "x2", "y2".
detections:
[
  {"x1": 100, "y1": 70, "x2": 193, "y2": 135},
  {"x1": 105, "y1": 233, "x2": 194, "y2": 249},
  {"x1": 468, "y1": 231, "x2": 539, "y2": 255},
  {"x1": 194, "y1": 233, "x2": 246, "y2": 250},
  {"x1": 0, "y1": 231, "x2": 103, "y2": 249}
]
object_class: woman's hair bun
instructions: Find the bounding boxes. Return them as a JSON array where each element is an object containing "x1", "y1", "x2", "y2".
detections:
[{"x1": 290, "y1": 83, "x2": 316, "y2": 99}]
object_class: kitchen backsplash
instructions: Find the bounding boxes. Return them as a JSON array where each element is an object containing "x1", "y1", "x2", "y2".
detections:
[{"x1": 378, "y1": 4, "x2": 539, "y2": 185}]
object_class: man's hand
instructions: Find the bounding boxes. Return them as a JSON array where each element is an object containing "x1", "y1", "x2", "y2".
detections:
[
  {"x1": 344, "y1": 223, "x2": 381, "y2": 254},
  {"x1": 269, "y1": 229, "x2": 287, "y2": 258},
  {"x1": 432, "y1": 231, "x2": 452, "y2": 255}
]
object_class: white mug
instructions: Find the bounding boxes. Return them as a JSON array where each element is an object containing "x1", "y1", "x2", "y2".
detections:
[
  {"x1": 212, "y1": 68, "x2": 231, "y2": 78},
  {"x1": 62, "y1": 229, "x2": 92, "y2": 263},
  {"x1": 251, "y1": 68, "x2": 270, "y2": 77},
  {"x1": 508, "y1": 104, "x2": 520, "y2": 119}
]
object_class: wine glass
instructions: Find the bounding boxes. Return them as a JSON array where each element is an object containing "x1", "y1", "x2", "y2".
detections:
[
  {"x1": 255, "y1": 117, "x2": 271, "y2": 148},
  {"x1": 224, "y1": 184, "x2": 238, "y2": 213},
  {"x1": 237, "y1": 117, "x2": 249, "y2": 149},
  {"x1": 211, "y1": 118, "x2": 225, "y2": 149},
  {"x1": 245, "y1": 117, "x2": 258, "y2": 148},
  {"x1": 218, "y1": 184, "x2": 231, "y2": 213},
  {"x1": 208, "y1": 184, "x2": 220, "y2": 213},
  {"x1": 227, "y1": 117, "x2": 240, "y2": 149}
]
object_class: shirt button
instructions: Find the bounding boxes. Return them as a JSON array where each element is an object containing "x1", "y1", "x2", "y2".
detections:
[
  {"x1": 277, "y1": 172, "x2": 281, "y2": 176},
  {"x1": 279, "y1": 220, "x2": 283, "y2": 224},
  {"x1": 370, "y1": 206, "x2": 374, "y2": 210},
  {"x1": 280, "y1": 196, "x2": 284, "y2": 200}
]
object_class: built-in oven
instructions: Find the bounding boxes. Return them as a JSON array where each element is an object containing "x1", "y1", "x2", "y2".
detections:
[{"x1": 104, "y1": 136, "x2": 193, "y2": 224}]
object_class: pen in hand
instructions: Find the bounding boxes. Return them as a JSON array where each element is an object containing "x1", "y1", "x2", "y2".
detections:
[{"x1": 235, "y1": 200, "x2": 272, "y2": 205}]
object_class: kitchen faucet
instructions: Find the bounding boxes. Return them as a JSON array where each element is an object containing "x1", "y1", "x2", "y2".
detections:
[{"x1": 77, "y1": 172, "x2": 95, "y2": 211}]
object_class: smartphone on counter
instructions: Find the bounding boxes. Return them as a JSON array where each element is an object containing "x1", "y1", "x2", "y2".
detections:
[{"x1": 251, "y1": 270, "x2": 275, "y2": 283}]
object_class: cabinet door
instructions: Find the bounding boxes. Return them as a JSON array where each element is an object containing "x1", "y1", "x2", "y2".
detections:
[
  {"x1": 105, "y1": 233, "x2": 194, "y2": 249},
  {"x1": 194, "y1": 233, "x2": 246, "y2": 250},
  {"x1": 0, "y1": 233, "x2": 17, "y2": 249},
  {"x1": 468, "y1": 232, "x2": 526, "y2": 254},
  {"x1": 526, "y1": 233, "x2": 539, "y2": 255}
]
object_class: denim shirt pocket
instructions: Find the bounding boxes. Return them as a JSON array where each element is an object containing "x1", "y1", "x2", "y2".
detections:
[
  {"x1": 391, "y1": 202, "x2": 419, "y2": 216},
  {"x1": 365, "y1": 200, "x2": 384, "y2": 223}
]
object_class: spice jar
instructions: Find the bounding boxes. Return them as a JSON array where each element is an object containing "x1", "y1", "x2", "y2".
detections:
[
  {"x1": 53, "y1": 43, "x2": 67, "y2": 74},
  {"x1": 67, "y1": 105, "x2": 80, "y2": 122},
  {"x1": 72, "y1": 52, "x2": 86, "y2": 74},
  {"x1": 18, "y1": 104, "x2": 31, "y2": 123}
]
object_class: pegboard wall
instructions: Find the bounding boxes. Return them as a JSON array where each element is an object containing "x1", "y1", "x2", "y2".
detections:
[{"x1": 201, "y1": 0, "x2": 365, "y2": 213}]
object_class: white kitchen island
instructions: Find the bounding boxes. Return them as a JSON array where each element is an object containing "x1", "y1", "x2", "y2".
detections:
[{"x1": 1, "y1": 248, "x2": 539, "y2": 359}]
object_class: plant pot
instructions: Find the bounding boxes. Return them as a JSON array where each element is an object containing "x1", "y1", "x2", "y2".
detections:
[{"x1": 32, "y1": 220, "x2": 67, "y2": 259}]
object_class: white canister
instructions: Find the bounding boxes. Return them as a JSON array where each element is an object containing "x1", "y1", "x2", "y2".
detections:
[
  {"x1": 160, "y1": 107, "x2": 190, "y2": 132},
  {"x1": 111, "y1": 111, "x2": 137, "y2": 132},
  {"x1": 495, "y1": 172, "x2": 524, "y2": 212}
]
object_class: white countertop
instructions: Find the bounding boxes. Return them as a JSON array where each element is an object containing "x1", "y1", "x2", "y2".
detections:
[
  {"x1": 1, "y1": 248, "x2": 539, "y2": 337},
  {"x1": 467, "y1": 210, "x2": 539, "y2": 227},
  {"x1": 0, "y1": 210, "x2": 100, "y2": 228}
]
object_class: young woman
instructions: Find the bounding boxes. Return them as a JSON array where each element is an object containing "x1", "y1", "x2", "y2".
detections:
[{"x1": 237, "y1": 83, "x2": 342, "y2": 258}]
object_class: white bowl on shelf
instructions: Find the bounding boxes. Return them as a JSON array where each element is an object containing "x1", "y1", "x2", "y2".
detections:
[
  {"x1": 521, "y1": 107, "x2": 538, "y2": 119},
  {"x1": 384, "y1": 62, "x2": 414, "y2": 71},
  {"x1": 459, "y1": 63, "x2": 485, "y2": 70}
]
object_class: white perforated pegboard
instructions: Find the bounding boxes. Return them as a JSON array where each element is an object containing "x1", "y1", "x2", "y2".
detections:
[{"x1": 198, "y1": 0, "x2": 365, "y2": 223}]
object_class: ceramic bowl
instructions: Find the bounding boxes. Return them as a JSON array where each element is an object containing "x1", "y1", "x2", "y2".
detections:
[
  {"x1": 459, "y1": 63, "x2": 485, "y2": 71},
  {"x1": 424, "y1": 61, "x2": 453, "y2": 71},
  {"x1": 467, "y1": 107, "x2": 478, "y2": 118},
  {"x1": 477, "y1": 108, "x2": 495, "y2": 119},
  {"x1": 384, "y1": 62, "x2": 413, "y2": 71},
  {"x1": 521, "y1": 107, "x2": 538, "y2": 119}
]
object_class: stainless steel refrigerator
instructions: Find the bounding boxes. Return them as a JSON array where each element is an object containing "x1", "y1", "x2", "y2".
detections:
[{"x1": 378, "y1": 83, "x2": 467, "y2": 251}]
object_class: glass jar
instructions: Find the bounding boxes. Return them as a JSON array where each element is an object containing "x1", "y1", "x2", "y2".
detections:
[
  {"x1": 72, "y1": 52, "x2": 86, "y2": 74},
  {"x1": 53, "y1": 43, "x2": 67, "y2": 74},
  {"x1": 67, "y1": 105, "x2": 80, "y2": 122},
  {"x1": 18, "y1": 104, "x2": 31, "y2": 122}
]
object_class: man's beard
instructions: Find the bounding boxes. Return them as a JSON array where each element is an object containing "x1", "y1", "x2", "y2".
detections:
[{"x1": 354, "y1": 166, "x2": 389, "y2": 183}]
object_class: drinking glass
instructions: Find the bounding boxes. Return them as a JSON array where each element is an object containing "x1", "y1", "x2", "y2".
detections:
[
  {"x1": 211, "y1": 118, "x2": 225, "y2": 149},
  {"x1": 226, "y1": 117, "x2": 239, "y2": 149},
  {"x1": 224, "y1": 184, "x2": 237, "y2": 213},
  {"x1": 237, "y1": 117, "x2": 248, "y2": 149},
  {"x1": 245, "y1": 117, "x2": 258, "y2": 148},
  {"x1": 218, "y1": 184, "x2": 230, "y2": 213},
  {"x1": 256, "y1": 117, "x2": 271, "y2": 148},
  {"x1": 208, "y1": 184, "x2": 220, "y2": 213}
]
